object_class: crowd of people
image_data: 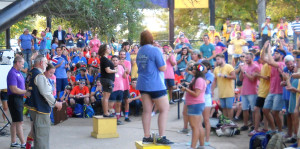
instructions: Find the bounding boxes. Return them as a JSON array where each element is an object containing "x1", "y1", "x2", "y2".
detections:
[{"x1": 2, "y1": 15, "x2": 300, "y2": 149}]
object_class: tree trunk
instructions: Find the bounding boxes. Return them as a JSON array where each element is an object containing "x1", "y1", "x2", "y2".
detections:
[{"x1": 257, "y1": 0, "x2": 266, "y2": 33}]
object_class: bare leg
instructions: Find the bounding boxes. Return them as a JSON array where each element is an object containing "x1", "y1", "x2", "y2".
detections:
[
  {"x1": 254, "y1": 106, "x2": 261, "y2": 131},
  {"x1": 183, "y1": 104, "x2": 188, "y2": 129},
  {"x1": 243, "y1": 110, "x2": 249, "y2": 126},
  {"x1": 235, "y1": 103, "x2": 242, "y2": 118},
  {"x1": 263, "y1": 108, "x2": 276, "y2": 131},
  {"x1": 1, "y1": 100, "x2": 8, "y2": 121},
  {"x1": 153, "y1": 95, "x2": 169, "y2": 136},
  {"x1": 228, "y1": 108, "x2": 234, "y2": 120},
  {"x1": 10, "y1": 122, "x2": 16, "y2": 143},
  {"x1": 189, "y1": 115, "x2": 200, "y2": 149},
  {"x1": 293, "y1": 111, "x2": 299, "y2": 136},
  {"x1": 16, "y1": 122, "x2": 25, "y2": 144},
  {"x1": 198, "y1": 116, "x2": 205, "y2": 146},
  {"x1": 142, "y1": 94, "x2": 153, "y2": 138},
  {"x1": 203, "y1": 107, "x2": 211, "y2": 142},
  {"x1": 287, "y1": 114, "x2": 293, "y2": 136},
  {"x1": 102, "y1": 92, "x2": 111, "y2": 115},
  {"x1": 272, "y1": 111, "x2": 282, "y2": 132}
]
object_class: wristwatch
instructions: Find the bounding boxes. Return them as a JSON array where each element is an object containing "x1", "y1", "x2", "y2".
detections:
[{"x1": 224, "y1": 75, "x2": 227, "y2": 78}]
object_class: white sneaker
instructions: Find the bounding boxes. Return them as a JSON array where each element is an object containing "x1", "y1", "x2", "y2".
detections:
[{"x1": 151, "y1": 112, "x2": 156, "y2": 117}]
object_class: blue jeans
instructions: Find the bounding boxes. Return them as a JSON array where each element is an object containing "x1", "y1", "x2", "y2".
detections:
[
  {"x1": 293, "y1": 33, "x2": 300, "y2": 49},
  {"x1": 22, "y1": 49, "x2": 32, "y2": 68},
  {"x1": 130, "y1": 99, "x2": 142, "y2": 115}
]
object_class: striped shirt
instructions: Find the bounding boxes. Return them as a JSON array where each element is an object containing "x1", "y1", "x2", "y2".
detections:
[{"x1": 292, "y1": 21, "x2": 300, "y2": 32}]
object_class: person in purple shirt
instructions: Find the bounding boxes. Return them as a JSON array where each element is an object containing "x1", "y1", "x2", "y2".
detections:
[
  {"x1": 7, "y1": 56, "x2": 27, "y2": 148},
  {"x1": 18, "y1": 28, "x2": 34, "y2": 68}
]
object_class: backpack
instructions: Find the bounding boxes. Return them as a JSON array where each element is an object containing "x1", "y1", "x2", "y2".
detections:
[
  {"x1": 74, "y1": 104, "x2": 83, "y2": 118},
  {"x1": 215, "y1": 124, "x2": 239, "y2": 137},
  {"x1": 249, "y1": 132, "x2": 266, "y2": 149},
  {"x1": 84, "y1": 105, "x2": 95, "y2": 118},
  {"x1": 266, "y1": 133, "x2": 286, "y2": 149}
]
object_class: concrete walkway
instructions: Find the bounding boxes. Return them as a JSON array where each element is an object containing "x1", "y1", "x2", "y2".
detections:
[{"x1": 0, "y1": 101, "x2": 252, "y2": 149}]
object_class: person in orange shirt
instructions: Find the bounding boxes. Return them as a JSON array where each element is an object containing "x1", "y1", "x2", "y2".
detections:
[
  {"x1": 67, "y1": 70, "x2": 75, "y2": 87},
  {"x1": 128, "y1": 78, "x2": 142, "y2": 116},
  {"x1": 88, "y1": 52, "x2": 100, "y2": 77},
  {"x1": 208, "y1": 26, "x2": 220, "y2": 44},
  {"x1": 69, "y1": 79, "x2": 90, "y2": 105}
]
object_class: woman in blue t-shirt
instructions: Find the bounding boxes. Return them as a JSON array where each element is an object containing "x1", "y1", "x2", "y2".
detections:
[
  {"x1": 176, "y1": 47, "x2": 191, "y2": 76},
  {"x1": 136, "y1": 30, "x2": 173, "y2": 145}
]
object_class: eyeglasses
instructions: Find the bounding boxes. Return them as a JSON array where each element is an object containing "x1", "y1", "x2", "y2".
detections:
[
  {"x1": 240, "y1": 56, "x2": 245, "y2": 58},
  {"x1": 80, "y1": 82, "x2": 85, "y2": 85}
]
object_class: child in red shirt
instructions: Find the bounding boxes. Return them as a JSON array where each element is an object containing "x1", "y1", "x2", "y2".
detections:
[{"x1": 128, "y1": 78, "x2": 142, "y2": 116}]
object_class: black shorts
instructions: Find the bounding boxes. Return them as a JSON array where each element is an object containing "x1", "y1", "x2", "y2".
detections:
[
  {"x1": 73, "y1": 98, "x2": 84, "y2": 105},
  {"x1": 8, "y1": 95, "x2": 24, "y2": 122},
  {"x1": 1, "y1": 91, "x2": 8, "y2": 101},
  {"x1": 255, "y1": 96, "x2": 266, "y2": 108},
  {"x1": 123, "y1": 90, "x2": 129, "y2": 99},
  {"x1": 100, "y1": 78, "x2": 114, "y2": 93}
]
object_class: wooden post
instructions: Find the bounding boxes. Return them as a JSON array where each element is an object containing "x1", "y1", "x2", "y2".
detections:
[
  {"x1": 6, "y1": 28, "x2": 10, "y2": 49},
  {"x1": 209, "y1": 0, "x2": 215, "y2": 26},
  {"x1": 169, "y1": 0, "x2": 174, "y2": 48}
]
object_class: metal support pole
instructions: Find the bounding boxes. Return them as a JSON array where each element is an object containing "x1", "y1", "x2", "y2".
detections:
[
  {"x1": 209, "y1": 0, "x2": 215, "y2": 26},
  {"x1": 169, "y1": 0, "x2": 174, "y2": 48},
  {"x1": 6, "y1": 28, "x2": 10, "y2": 49}
]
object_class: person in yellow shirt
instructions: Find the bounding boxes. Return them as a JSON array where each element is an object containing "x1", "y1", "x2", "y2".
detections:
[
  {"x1": 208, "y1": 26, "x2": 220, "y2": 44},
  {"x1": 230, "y1": 32, "x2": 248, "y2": 66},
  {"x1": 130, "y1": 45, "x2": 139, "y2": 79},
  {"x1": 222, "y1": 18, "x2": 232, "y2": 43},
  {"x1": 212, "y1": 54, "x2": 236, "y2": 119},
  {"x1": 249, "y1": 56, "x2": 271, "y2": 136}
]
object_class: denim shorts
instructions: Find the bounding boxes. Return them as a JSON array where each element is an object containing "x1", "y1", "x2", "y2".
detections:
[
  {"x1": 263, "y1": 94, "x2": 284, "y2": 111},
  {"x1": 187, "y1": 103, "x2": 205, "y2": 116},
  {"x1": 165, "y1": 79, "x2": 175, "y2": 88},
  {"x1": 109, "y1": 90, "x2": 123, "y2": 102},
  {"x1": 140, "y1": 90, "x2": 167, "y2": 99},
  {"x1": 219, "y1": 97, "x2": 234, "y2": 109},
  {"x1": 241, "y1": 94, "x2": 257, "y2": 111},
  {"x1": 204, "y1": 94, "x2": 212, "y2": 107}
]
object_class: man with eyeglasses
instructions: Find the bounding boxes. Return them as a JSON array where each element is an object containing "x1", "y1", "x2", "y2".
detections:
[{"x1": 69, "y1": 79, "x2": 90, "y2": 106}]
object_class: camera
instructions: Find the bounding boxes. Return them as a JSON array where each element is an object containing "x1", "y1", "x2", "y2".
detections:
[
  {"x1": 188, "y1": 66, "x2": 193, "y2": 71},
  {"x1": 179, "y1": 80, "x2": 188, "y2": 89}
]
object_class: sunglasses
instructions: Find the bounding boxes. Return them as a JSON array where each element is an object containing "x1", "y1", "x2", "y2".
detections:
[
  {"x1": 80, "y1": 82, "x2": 85, "y2": 84},
  {"x1": 240, "y1": 56, "x2": 245, "y2": 58}
]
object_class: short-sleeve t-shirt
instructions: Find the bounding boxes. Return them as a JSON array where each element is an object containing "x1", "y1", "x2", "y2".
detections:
[
  {"x1": 185, "y1": 77, "x2": 206, "y2": 105},
  {"x1": 205, "y1": 70, "x2": 214, "y2": 94},
  {"x1": 75, "y1": 74, "x2": 93, "y2": 83},
  {"x1": 19, "y1": 34, "x2": 33, "y2": 50},
  {"x1": 241, "y1": 64, "x2": 260, "y2": 95},
  {"x1": 91, "y1": 86, "x2": 103, "y2": 100},
  {"x1": 129, "y1": 85, "x2": 141, "y2": 101},
  {"x1": 100, "y1": 56, "x2": 115, "y2": 81},
  {"x1": 89, "y1": 39, "x2": 101, "y2": 53},
  {"x1": 70, "y1": 85, "x2": 89, "y2": 96},
  {"x1": 72, "y1": 56, "x2": 87, "y2": 65},
  {"x1": 257, "y1": 63, "x2": 271, "y2": 98},
  {"x1": 65, "y1": 33, "x2": 74, "y2": 46},
  {"x1": 215, "y1": 42, "x2": 226, "y2": 54},
  {"x1": 39, "y1": 37, "x2": 47, "y2": 50},
  {"x1": 176, "y1": 54, "x2": 191, "y2": 70},
  {"x1": 164, "y1": 54, "x2": 176, "y2": 79},
  {"x1": 136, "y1": 44, "x2": 166, "y2": 91},
  {"x1": 51, "y1": 43, "x2": 58, "y2": 50},
  {"x1": 230, "y1": 39, "x2": 247, "y2": 55},
  {"x1": 261, "y1": 23, "x2": 273, "y2": 35},
  {"x1": 88, "y1": 57, "x2": 100, "y2": 67},
  {"x1": 200, "y1": 43, "x2": 215, "y2": 66},
  {"x1": 7, "y1": 67, "x2": 25, "y2": 96},
  {"x1": 52, "y1": 56, "x2": 67, "y2": 79},
  {"x1": 213, "y1": 64, "x2": 235, "y2": 98},
  {"x1": 122, "y1": 60, "x2": 131, "y2": 90},
  {"x1": 269, "y1": 62, "x2": 285, "y2": 94},
  {"x1": 113, "y1": 65, "x2": 125, "y2": 92}
]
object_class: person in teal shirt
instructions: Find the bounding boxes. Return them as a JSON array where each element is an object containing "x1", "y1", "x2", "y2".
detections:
[{"x1": 200, "y1": 35, "x2": 216, "y2": 67}]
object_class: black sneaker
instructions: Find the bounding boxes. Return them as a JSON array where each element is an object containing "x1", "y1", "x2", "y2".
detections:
[
  {"x1": 142, "y1": 137, "x2": 154, "y2": 144},
  {"x1": 125, "y1": 118, "x2": 131, "y2": 122},
  {"x1": 240, "y1": 125, "x2": 249, "y2": 131},
  {"x1": 117, "y1": 120, "x2": 124, "y2": 125},
  {"x1": 10, "y1": 142, "x2": 21, "y2": 148},
  {"x1": 156, "y1": 136, "x2": 174, "y2": 145},
  {"x1": 20, "y1": 143, "x2": 26, "y2": 149},
  {"x1": 103, "y1": 114, "x2": 114, "y2": 118}
]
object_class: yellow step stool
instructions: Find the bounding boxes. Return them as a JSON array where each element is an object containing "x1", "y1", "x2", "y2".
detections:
[
  {"x1": 91, "y1": 115, "x2": 119, "y2": 138},
  {"x1": 135, "y1": 141, "x2": 171, "y2": 149}
]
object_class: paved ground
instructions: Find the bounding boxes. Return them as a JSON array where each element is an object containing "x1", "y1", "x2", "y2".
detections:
[{"x1": 0, "y1": 101, "x2": 252, "y2": 149}]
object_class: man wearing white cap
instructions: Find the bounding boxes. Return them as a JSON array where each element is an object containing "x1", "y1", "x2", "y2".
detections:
[
  {"x1": 18, "y1": 28, "x2": 34, "y2": 68},
  {"x1": 261, "y1": 16, "x2": 273, "y2": 48}
]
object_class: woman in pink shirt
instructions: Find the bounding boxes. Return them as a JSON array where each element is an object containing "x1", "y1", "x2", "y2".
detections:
[
  {"x1": 89, "y1": 34, "x2": 101, "y2": 53},
  {"x1": 180, "y1": 63, "x2": 207, "y2": 149}
]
